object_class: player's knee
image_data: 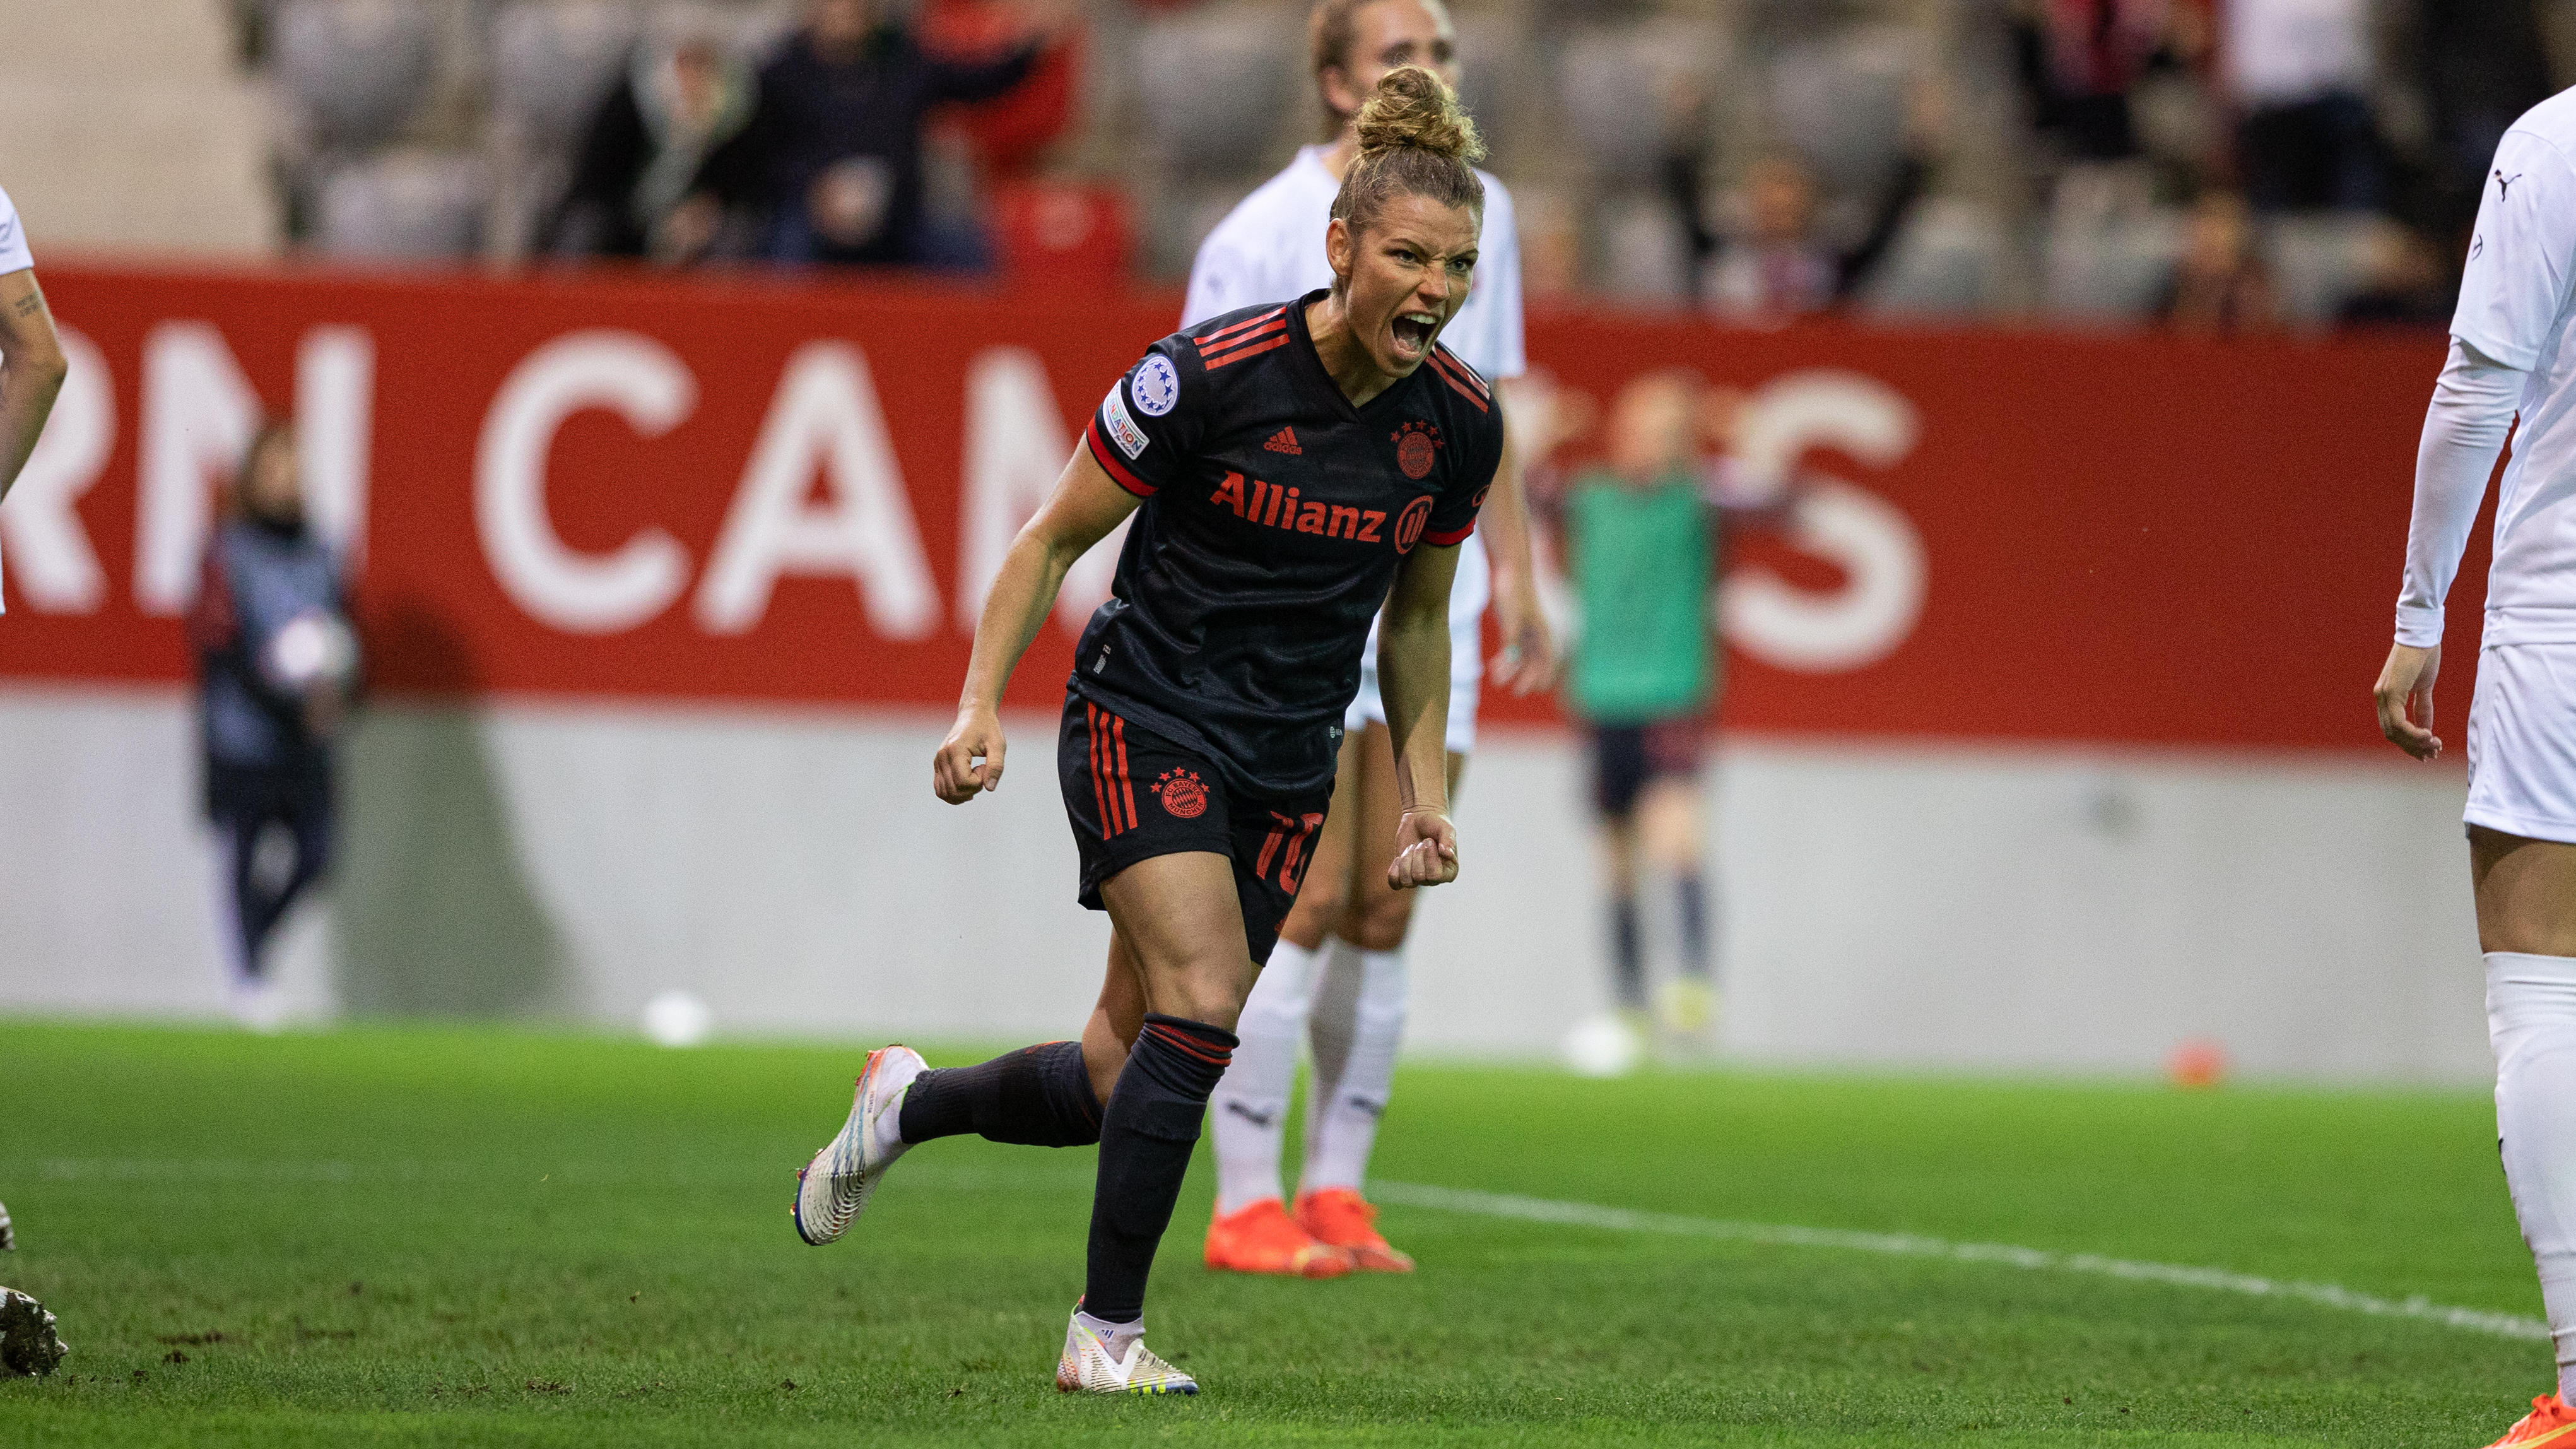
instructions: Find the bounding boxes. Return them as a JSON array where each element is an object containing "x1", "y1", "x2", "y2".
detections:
[
  {"x1": 1346, "y1": 892, "x2": 1416, "y2": 953},
  {"x1": 1283, "y1": 877, "x2": 1348, "y2": 945}
]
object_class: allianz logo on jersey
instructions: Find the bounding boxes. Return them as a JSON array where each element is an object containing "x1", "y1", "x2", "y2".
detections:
[{"x1": 1208, "y1": 472, "x2": 1435, "y2": 552}]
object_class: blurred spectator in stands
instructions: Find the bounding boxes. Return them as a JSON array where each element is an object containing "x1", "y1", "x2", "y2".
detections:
[
  {"x1": 550, "y1": 32, "x2": 757, "y2": 263},
  {"x1": 2221, "y1": 0, "x2": 2383, "y2": 213},
  {"x1": 2407, "y1": 0, "x2": 2555, "y2": 245},
  {"x1": 2336, "y1": 218, "x2": 2452, "y2": 328},
  {"x1": 188, "y1": 423, "x2": 359, "y2": 1032},
  {"x1": 1666, "y1": 78, "x2": 1946, "y2": 319},
  {"x1": 2009, "y1": 0, "x2": 2210, "y2": 169},
  {"x1": 2158, "y1": 190, "x2": 2279, "y2": 333},
  {"x1": 687, "y1": 0, "x2": 1065, "y2": 269}
]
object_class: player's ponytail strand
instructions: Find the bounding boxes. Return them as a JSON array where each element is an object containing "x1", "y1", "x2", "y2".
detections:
[{"x1": 1329, "y1": 65, "x2": 1486, "y2": 251}]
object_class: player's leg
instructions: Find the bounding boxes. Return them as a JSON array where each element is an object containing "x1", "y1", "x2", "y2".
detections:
[
  {"x1": 1293, "y1": 724, "x2": 1464, "y2": 1271},
  {"x1": 1637, "y1": 718, "x2": 1714, "y2": 1039},
  {"x1": 1593, "y1": 725, "x2": 1652, "y2": 1018},
  {"x1": 1206, "y1": 729, "x2": 1361, "y2": 1275},
  {"x1": 2466, "y1": 644, "x2": 2576, "y2": 1444},
  {"x1": 2476, "y1": 827, "x2": 2576, "y2": 1426},
  {"x1": 1059, "y1": 849, "x2": 1266, "y2": 1393}
]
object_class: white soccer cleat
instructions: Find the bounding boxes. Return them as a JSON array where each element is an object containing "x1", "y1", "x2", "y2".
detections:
[
  {"x1": 792, "y1": 1044, "x2": 926, "y2": 1246},
  {"x1": 1055, "y1": 1310, "x2": 1198, "y2": 1396}
]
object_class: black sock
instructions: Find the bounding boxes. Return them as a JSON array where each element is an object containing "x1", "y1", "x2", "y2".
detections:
[
  {"x1": 1084, "y1": 1014, "x2": 1235, "y2": 1323},
  {"x1": 1610, "y1": 896, "x2": 1645, "y2": 1009},
  {"x1": 897, "y1": 1040, "x2": 1102, "y2": 1148},
  {"x1": 1676, "y1": 872, "x2": 1712, "y2": 981}
]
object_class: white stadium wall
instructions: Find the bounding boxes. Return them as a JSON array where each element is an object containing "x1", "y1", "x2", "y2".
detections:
[{"x1": 0, "y1": 685, "x2": 2488, "y2": 1082}]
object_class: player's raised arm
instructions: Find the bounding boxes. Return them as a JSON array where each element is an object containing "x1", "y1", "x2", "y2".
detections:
[
  {"x1": 1377, "y1": 533, "x2": 1462, "y2": 888},
  {"x1": 933, "y1": 446, "x2": 1139, "y2": 804}
]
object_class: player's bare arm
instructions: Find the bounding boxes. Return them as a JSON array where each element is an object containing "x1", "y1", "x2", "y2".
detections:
[
  {"x1": 1478, "y1": 427, "x2": 1559, "y2": 694},
  {"x1": 933, "y1": 447, "x2": 1139, "y2": 803},
  {"x1": 1377, "y1": 535, "x2": 1462, "y2": 889},
  {"x1": 0, "y1": 268, "x2": 68, "y2": 505}
]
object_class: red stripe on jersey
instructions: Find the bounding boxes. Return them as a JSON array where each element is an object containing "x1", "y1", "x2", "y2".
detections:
[
  {"x1": 1426, "y1": 353, "x2": 1489, "y2": 413},
  {"x1": 1423, "y1": 521, "x2": 1476, "y2": 547},
  {"x1": 1086, "y1": 704, "x2": 1114, "y2": 839},
  {"x1": 1196, "y1": 317, "x2": 1286, "y2": 357},
  {"x1": 1084, "y1": 418, "x2": 1157, "y2": 497},
  {"x1": 1112, "y1": 715, "x2": 1138, "y2": 831},
  {"x1": 1203, "y1": 334, "x2": 1290, "y2": 370},
  {"x1": 1429, "y1": 347, "x2": 1490, "y2": 398},
  {"x1": 1192, "y1": 307, "x2": 1286, "y2": 347}
]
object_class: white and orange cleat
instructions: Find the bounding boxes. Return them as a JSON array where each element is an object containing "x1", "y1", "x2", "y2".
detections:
[
  {"x1": 1295, "y1": 1187, "x2": 1415, "y2": 1273},
  {"x1": 2488, "y1": 1395, "x2": 2576, "y2": 1448},
  {"x1": 1056, "y1": 1309, "x2": 1198, "y2": 1396},
  {"x1": 1204, "y1": 1198, "x2": 1351, "y2": 1277},
  {"x1": 792, "y1": 1044, "x2": 926, "y2": 1246}
]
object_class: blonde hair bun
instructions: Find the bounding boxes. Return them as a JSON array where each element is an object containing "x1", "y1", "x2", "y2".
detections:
[{"x1": 1353, "y1": 65, "x2": 1486, "y2": 167}]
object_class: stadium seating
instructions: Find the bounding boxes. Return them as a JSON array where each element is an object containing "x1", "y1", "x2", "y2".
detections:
[
  {"x1": 1555, "y1": 20, "x2": 1729, "y2": 183},
  {"x1": 1764, "y1": 25, "x2": 1917, "y2": 193},
  {"x1": 273, "y1": 0, "x2": 440, "y2": 152},
  {"x1": 315, "y1": 150, "x2": 492, "y2": 261},
  {"x1": 1131, "y1": 8, "x2": 1302, "y2": 178},
  {"x1": 491, "y1": 1, "x2": 642, "y2": 151}
]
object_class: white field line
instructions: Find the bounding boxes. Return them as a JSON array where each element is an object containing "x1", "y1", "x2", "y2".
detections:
[{"x1": 1372, "y1": 1181, "x2": 2549, "y2": 1343}]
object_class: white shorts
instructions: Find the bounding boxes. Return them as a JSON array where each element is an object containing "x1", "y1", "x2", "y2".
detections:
[
  {"x1": 2466, "y1": 643, "x2": 2576, "y2": 844},
  {"x1": 1345, "y1": 629, "x2": 1482, "y2": 755}
]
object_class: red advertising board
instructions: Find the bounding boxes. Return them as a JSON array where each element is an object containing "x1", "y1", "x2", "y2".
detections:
[{"x1": 0, "y1": 264, "x2": 2468, "y2": 751}]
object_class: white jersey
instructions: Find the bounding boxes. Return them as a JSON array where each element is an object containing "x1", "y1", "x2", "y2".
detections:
[
  {"x1": 2423, "y1": 90, "x2": 2576, "y2": 648},
  {"x1": 1182, "y1": 147, "x2": 1524, "y2": 676},
  {"x1": 0, "y1": 185, "x2": 30, "y2": 277}
]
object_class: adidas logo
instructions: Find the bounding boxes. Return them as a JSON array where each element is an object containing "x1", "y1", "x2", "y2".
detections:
[{"x1": 1263, "y1": 427, "x2": 1302, "y2": 455}]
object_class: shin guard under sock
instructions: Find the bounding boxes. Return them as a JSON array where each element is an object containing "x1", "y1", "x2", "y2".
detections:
[
  {"x1": 1085, "y1": 1014, "x2": 1236, "y2": 1323},
  {"x1": 1212, "y1": 938, "x2": 1319, "y2": 1215},
  {"x1": 1610, "y1": 896, "x2": 1645, "y2": 1010},
  {"x1": 897, "y1": 1040, "x2": 1102, "y2": 1148},
  {"x1": 2488, "y1": 952, "x2": 2576, "y2": 1401},
  {"x1": 1676, "y1": 872, "x2": 1712, "y2": 979},
  {"x1": 1302, "y1": 945, "x2": 1406, "y2": 1193}
]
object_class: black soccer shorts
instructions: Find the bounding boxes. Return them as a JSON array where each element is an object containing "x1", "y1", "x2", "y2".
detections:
[{"x1": 1057, "y1": 691, "x2": 1331, "y2": 967}]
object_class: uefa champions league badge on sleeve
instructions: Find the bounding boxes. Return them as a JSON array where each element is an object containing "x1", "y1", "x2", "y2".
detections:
[{"x1": 1132, "y1": 354, "x2": 1180, "y2": 417}]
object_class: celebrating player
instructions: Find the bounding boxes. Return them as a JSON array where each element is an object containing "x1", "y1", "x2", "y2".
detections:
[
  {"x1": 789, "y1": 68, "x2": 1503, "y2": 1397},
  {"x1": 1183, "y1": 0, "x2": 1552, "y2": 1280},
  {"x1": 2373, "y1": 85, "x2": 2576, "y2": 1449}
]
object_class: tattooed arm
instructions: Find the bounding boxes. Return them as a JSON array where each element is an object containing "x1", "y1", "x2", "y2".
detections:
[{"x1": 0, "y1": 268, "x2": 66, "y2": 506}]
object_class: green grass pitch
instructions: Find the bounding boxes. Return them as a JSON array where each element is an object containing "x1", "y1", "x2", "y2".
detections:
[{"x1": 0, "y1": 1020, "x2": 2551, "y2": 1446}]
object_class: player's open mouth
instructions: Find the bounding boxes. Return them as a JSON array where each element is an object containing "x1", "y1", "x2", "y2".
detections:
[{"x1": 1389, "y1": 312, "x2": 1438, "y2": 362}]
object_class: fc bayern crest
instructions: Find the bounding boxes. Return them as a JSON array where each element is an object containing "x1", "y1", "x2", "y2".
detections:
[
  {"x1": 1132, "y1": 354, "x2": 1180, "y2": 417},
  {"x1": 1393, "y1": 419, "x2": 1442, "y2": 480},
  {"x1": 1155, "y1": 768, "x2": 1209, "y2": 819}
]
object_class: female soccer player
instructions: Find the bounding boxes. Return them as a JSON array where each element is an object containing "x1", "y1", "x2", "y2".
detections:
[
  {"x1": 2373, "y1": 86, "x2": 2576, "y2": 1449},
  {"x1": 1182, "y1": 0, "x2": 1554, "y2": 1280},
  {"x1": 789, "y1": 68, "x2": 1505, "y2": 1397}
]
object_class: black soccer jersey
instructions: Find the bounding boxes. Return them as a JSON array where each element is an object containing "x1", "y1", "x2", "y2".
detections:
[{"x1": 1072, "y1": 290, "x2": 1505, "y2": 799}]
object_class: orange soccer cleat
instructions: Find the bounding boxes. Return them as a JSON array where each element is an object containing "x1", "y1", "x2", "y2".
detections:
[
  {"x1": 2489, "y1": 1395, "x2": 2576, "y2": 1448},
  {"x1": 1204, "y1": 1198, "x2": 1351, "y2": 1277},
  {"x1": 1295, "y1": 1188, "x2": 1416, "y2": 1273}
]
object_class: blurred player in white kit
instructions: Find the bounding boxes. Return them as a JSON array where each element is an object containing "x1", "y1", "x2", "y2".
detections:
[
  {"x1": 0, "y1": 183, "x2": 73, "y2": 1259},
  {"x1": 2375, "y1": 85, "x2": 2576, "y2": 1449},
  {"x1": 1183, "y1": 0, "x2": 1555, "y2": 1277}
]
